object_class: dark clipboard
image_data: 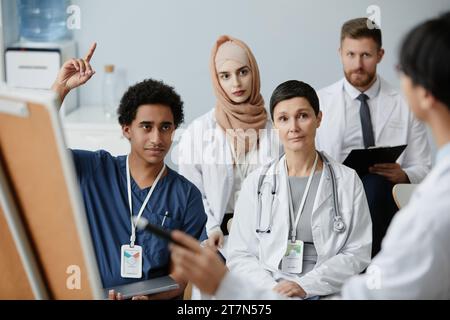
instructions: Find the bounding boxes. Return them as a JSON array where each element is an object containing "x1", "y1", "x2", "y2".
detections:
[{"x1": 343, "y1": 144, "x2": 407, "y2": 177}]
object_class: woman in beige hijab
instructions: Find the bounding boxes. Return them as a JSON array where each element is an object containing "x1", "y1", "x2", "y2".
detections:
[{"x1": 177, "y1": 35, "x2": 281, "y2": 255}]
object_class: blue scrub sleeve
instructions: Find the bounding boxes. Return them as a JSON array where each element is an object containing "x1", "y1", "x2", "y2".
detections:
[
  {"x1": 70, "y1": 149, "x2": 103, "y2": 183},
  {"x1": 182, "y1": 185, "x2": 207, "y2": 241}
]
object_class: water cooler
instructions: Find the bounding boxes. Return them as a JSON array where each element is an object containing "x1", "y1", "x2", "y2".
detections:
[
  {"x1": 5, "y1": 40, "x2": 78, "y2": 115},
  {"x1": 2, "y1": 0, "x2": 78, "y2": 116}
]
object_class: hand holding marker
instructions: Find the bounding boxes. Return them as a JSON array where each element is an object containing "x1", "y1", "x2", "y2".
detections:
[{"x1": 134, "y1": 217, "x2": 185, "y2": 247}]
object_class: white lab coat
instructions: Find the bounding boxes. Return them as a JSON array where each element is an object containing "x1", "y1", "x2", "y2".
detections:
[
  {"x1": 227, "y1": 153, "x2": 372, "y2": 298},
  {"x1": 175, "y1": 109, "x2": 282, "y2": 235},
  {"x1": 341, "y1": 151, "x2": 450, "y2": 299},
  {"x1": 316, "y1": 77, "x2": 431, "y2": 184},
  {"x1": 215, "y1": 271, "x2": 287, "y2": 300}
]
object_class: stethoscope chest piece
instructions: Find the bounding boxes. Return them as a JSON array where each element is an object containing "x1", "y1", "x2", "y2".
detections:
[{"x1": 333, "y1": 218, "x2": 346, "y2": 233}]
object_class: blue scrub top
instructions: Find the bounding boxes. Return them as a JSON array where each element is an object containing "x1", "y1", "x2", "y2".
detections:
[{"x1": 71, "y1": 150, "x2": 207, "y2": 288}]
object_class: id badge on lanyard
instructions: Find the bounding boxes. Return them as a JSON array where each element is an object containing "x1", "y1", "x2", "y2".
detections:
[
  {"x1": 121, "y1": 155, "x2": 166, "y2": 279},
  {"x1": 281, "y1": 152, "x2": 318, "y2": 274},
  {"x1": 121, "y1": 244, "x2": 143, "y2": 278},
  {"x1": 281, "y1": 240, "x2": 304, "y2": 274}
]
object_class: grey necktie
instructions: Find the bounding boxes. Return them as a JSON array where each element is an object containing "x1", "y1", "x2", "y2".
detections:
[{"x1": 357, "y1": 93, "x2": 375, "y2": 148}]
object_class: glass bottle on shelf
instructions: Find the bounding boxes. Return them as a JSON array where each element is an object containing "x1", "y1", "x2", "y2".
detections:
[{"x1": 102, "y1": 64, "x2": 118, "y2": 118}]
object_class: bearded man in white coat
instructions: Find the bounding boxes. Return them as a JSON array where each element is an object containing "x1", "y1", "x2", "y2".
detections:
[{"x1": 316, "y1": 18, "x2": 431, "y2": 256}]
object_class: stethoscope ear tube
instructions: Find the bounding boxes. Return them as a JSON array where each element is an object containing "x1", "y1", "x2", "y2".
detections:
[
  {"x1": 255, "y1": 160, "x2": 277, "y2": 234},
  {"x1": 321, "y1": 152, "x2": 346, "y2": 234}
]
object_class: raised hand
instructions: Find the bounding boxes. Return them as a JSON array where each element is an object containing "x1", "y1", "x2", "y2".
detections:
[{"x1": 51, "y1": 42, "x2": 97, "y2": 102}]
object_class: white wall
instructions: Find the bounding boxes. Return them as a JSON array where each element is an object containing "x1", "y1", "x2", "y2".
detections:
[
  {"x1": 4, "y1": 0, "x2": 445, "y2": 161},
  {"x1": 71, "y1": 0, "x2": 450, "y2": 125}
]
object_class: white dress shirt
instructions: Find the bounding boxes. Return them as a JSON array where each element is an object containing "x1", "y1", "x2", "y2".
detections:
[{"x1": 341, "y1": 76, "x2": 381, "y2": 160}]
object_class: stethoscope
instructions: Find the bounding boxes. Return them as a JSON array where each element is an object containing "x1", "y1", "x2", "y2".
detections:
[{"x1": 255, "y1": 152, "x2": 346, "y2": 234}]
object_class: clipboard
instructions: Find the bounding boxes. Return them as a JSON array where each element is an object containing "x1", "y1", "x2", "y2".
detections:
[
  {"x1": 0, "y1": 86, "x2": 104, "y2": 299},
  {"x1": 343, "y1": 144, "x2": 407, "y2": 177}
]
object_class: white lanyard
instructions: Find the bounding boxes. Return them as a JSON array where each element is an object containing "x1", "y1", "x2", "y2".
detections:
[
  {"x1": 126, "y1": 155, "x2": 166, "y2": 247},
  {"x1": 285, "y1": 152, "x2": 318, "y2": 243}
]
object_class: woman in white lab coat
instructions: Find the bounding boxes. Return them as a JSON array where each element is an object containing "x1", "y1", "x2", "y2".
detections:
[
  {"x1": 227, "y1": 80, "x2": 372, "y2": 299},
  {"x1": 176, "y1": 35, "x2": 281, "y2": 252}
]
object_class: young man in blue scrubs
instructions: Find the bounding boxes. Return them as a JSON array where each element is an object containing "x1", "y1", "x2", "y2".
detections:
[{"x1": 51, "y1": 43, "x2": 207, "y2": 300}]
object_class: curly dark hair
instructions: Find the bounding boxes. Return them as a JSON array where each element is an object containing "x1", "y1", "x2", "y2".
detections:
[{"x1": 117, "y1": 79, "x2": 184, "y2": 127}]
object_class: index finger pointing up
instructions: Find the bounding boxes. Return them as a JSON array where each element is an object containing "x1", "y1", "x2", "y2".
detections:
[{"x1": 84, "y1": 42, "x2": 97, "y2": 62}]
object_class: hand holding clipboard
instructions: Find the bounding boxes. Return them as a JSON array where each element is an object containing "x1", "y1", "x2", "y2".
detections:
[{"x1": 343, "y1": 144, "x2": 407, "y2": 177}]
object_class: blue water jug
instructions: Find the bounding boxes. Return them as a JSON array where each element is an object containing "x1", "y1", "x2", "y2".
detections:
[{"x1": 18, "y1": 0, "x2": 72, "y2": 42}]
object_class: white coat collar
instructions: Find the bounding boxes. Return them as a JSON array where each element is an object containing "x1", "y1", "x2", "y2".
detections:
[
  {"x1": 343, "y1": 76, "x2": 381, "y2": 100},
  {"x1": 314, "y1": 152, "x2": 343, "y2": 212},
  {"x1": 375, "y1": 77, "x2": 399, "y2": 140}
]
